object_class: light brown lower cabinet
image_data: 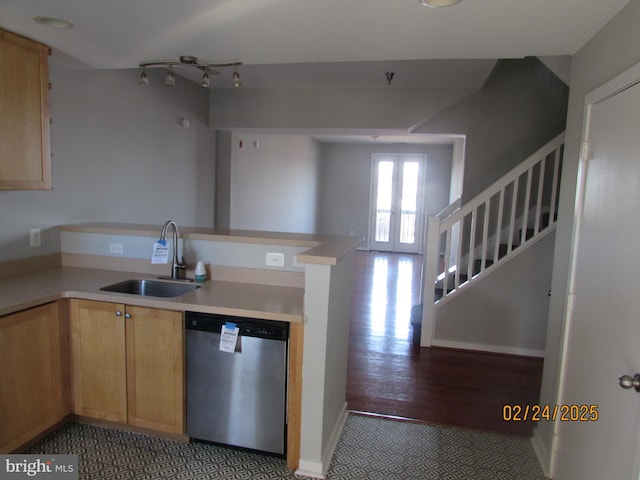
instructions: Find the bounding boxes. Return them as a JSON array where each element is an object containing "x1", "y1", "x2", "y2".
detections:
[
  {"x1": 0, "y1": 302, "x2": 69, "y2": 453},
  {"x1": 70, "y1": 299, "x2": 184, "y2": 434},
  {"x1": 125, "y1": 305, "x2": 184, "y2": 434}
]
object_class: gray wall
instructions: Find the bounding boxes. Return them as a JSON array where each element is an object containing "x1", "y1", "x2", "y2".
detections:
[
  {"x1": 209, "y1": 87, "x2": 477, "y2": 130},
  {"x1": 418, "y1": 57, "x2": 569, "y2": 202},
  {"x1": 216, "y1": 132, "x2": 321, "y2": 233},
  {"x1": 215, "y1": 130, "x2": 232, "y2": 229},
  {"x1": 318, "y1": 142, "x2": 452, "y2": 244},
  {"x1": 434, "y1": 232, "x2": 554, "y2": 356},
  {"x1": 209, "y1": 58, "x2": 568, "y2": 211},
  {"x1": 0, "y1": 62, "x2": 214, "y2": 262},
  {"x1": 536, "y1": 1, "x2": 640, "y2": 469},
  {"x1": 215, "y1": 135, "x2": 451, "y2": 239}
]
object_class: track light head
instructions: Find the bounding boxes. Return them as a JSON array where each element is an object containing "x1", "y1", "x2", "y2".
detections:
[{"x1": 165, "y1": 67, "x2": 175, "y2": 87}]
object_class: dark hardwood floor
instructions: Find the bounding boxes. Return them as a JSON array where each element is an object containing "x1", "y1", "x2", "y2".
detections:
[{"x1": 346, "y1": 251, "x2": 544, "y2": 436}]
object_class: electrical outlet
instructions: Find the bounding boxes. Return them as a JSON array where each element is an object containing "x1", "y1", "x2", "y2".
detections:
[
  {"x1": 30, "y1": 229, "x2": 41, "y2": 247},
  {"x1": 265, "y1": 252, "x2": 285, "y2": 267},
  {"x1": 109, "y1": 243, "x2": 124, "y2": 255}
]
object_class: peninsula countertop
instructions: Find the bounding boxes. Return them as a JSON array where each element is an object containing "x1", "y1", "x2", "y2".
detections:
[{"x1": 0, "y1": 266, "x2": 304, "y2": 322}]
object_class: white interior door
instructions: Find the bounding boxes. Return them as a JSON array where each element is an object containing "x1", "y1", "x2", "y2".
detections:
[
  {"x1": 553, "y1": 67, "x2": 640, "y2": 479},
  {"x1": 369, "y1": 154, "x2": 424, "y2": 253}
]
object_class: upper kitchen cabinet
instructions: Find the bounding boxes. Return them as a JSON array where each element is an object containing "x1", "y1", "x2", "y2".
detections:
[{"x1": 0, "y1": 28, "x2": 51, "y2": 190}]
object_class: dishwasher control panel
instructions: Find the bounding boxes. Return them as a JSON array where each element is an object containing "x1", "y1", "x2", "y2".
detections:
[{"x1": 185, "y1": 312, "x2": 289, "y2": 340}]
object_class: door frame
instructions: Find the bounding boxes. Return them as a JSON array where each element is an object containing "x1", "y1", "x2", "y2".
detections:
[
  {"x1": 550, "y1": 60, "x2": 640, "y2": 477},
  {"x1": 367, "y1": 154, "x2": 426, "y2": 253}
]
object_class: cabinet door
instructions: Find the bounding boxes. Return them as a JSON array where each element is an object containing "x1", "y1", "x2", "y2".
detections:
[
  {"x1": 0, "y1": 303, "x2": 67, "y2": 452},
  {"x1": 0, "y1": 28, "x2": 51, "y2": 190},
  {"x1": 126, "y1": 306, "x2": 184, "y2": 434},
  {"x1": 70, "y1": 299, "x2": 127, "y2": 422}
]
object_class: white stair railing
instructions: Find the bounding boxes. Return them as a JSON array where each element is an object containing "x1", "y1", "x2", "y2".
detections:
[{"x1": 420, "y1": 133, "x2": 564, "y2": 347}]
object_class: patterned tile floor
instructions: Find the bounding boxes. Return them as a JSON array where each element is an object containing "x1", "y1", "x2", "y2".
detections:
[{"x1": 27, "y1": 415, "x2": 546, "y2": 479}]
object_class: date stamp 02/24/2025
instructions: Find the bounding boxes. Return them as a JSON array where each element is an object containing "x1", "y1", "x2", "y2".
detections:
[{"x1": 502, "y1": 404, "x2": 599, "y2": 422}]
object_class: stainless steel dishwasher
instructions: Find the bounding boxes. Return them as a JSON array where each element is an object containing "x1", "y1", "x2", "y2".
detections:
[{"x1": 185, "y1": 311, "x2": 289, "y2": 456}]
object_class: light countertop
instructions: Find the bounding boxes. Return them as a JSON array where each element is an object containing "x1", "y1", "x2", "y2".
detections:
[
  {"x1": 0, "y1": 266, "x2": 304, "y2": 322},
  {"x1": 1, "y1": 223, "x2": 362, "y2": 320}
]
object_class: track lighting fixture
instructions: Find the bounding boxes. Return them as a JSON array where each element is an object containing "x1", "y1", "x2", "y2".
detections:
[{"x1": 139, "y1": 55, "x2": 242, "y2": 88}]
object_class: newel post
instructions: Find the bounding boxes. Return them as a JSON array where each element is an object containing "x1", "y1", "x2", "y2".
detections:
[{"x1": 420, "y1": 215, "x2": 441, "y2": 347}]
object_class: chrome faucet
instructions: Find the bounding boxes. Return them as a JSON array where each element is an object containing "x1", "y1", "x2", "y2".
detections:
[{"x1": 160, "y1": 220, "x2": 187, "y2": 280}]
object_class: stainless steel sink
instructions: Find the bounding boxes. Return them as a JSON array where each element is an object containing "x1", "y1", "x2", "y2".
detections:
[{"x1": 100, "y1": 279, "x2": 200, "y2": 298}]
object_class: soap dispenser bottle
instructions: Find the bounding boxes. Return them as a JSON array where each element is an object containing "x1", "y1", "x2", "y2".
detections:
[{"x1": 195, "y1": 261, "x2": 206, "y2": 282}]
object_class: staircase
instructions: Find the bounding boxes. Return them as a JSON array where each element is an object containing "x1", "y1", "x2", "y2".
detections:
[{"x1": 417, "y1": 133, "x2": 564, "y2": 348}]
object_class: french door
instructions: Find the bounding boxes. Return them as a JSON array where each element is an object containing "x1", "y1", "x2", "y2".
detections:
[{"x1": 369, "y1": 154, "x2": 425, "y2": 253}]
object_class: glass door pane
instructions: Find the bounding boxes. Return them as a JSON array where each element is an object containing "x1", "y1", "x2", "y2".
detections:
[
  {"x1": 375, "y1": 161, "x2": 394, "y2": 243},
  {"x1": 398, "y1": 161, "x2": 419, "y2": 245}
]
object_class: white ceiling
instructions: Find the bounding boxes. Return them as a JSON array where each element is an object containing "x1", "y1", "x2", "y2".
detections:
[
  {"x1": 0, "y1": 0, "x2": 628, "y2": 76},
  {"x1": 0, "y1": 0, "x2": 628, "y2": 143}
]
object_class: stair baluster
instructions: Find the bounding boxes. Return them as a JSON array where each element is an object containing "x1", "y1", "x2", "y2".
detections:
[{"x1": 418, "y1": 133, "x2": 565, "y2": 347}]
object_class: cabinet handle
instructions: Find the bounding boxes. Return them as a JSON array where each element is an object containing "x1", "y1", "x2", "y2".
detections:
[
  {"x1": 115, "y1": 310, "x2": 123, "y2": 317},
  {"x1": 125, "y1": 312, "x2": 132, "y2": 319}
]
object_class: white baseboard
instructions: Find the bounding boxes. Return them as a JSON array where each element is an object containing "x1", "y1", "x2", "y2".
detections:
[
  {"x1": 531, "y1": 427, "x2": 551, "y2": 478},
  {"x1": 431, "y1": 339, "x2": 544, "y2": 358},
  {"x1": 295, "y1": 403, "x2": 348, "y2": 479}
]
